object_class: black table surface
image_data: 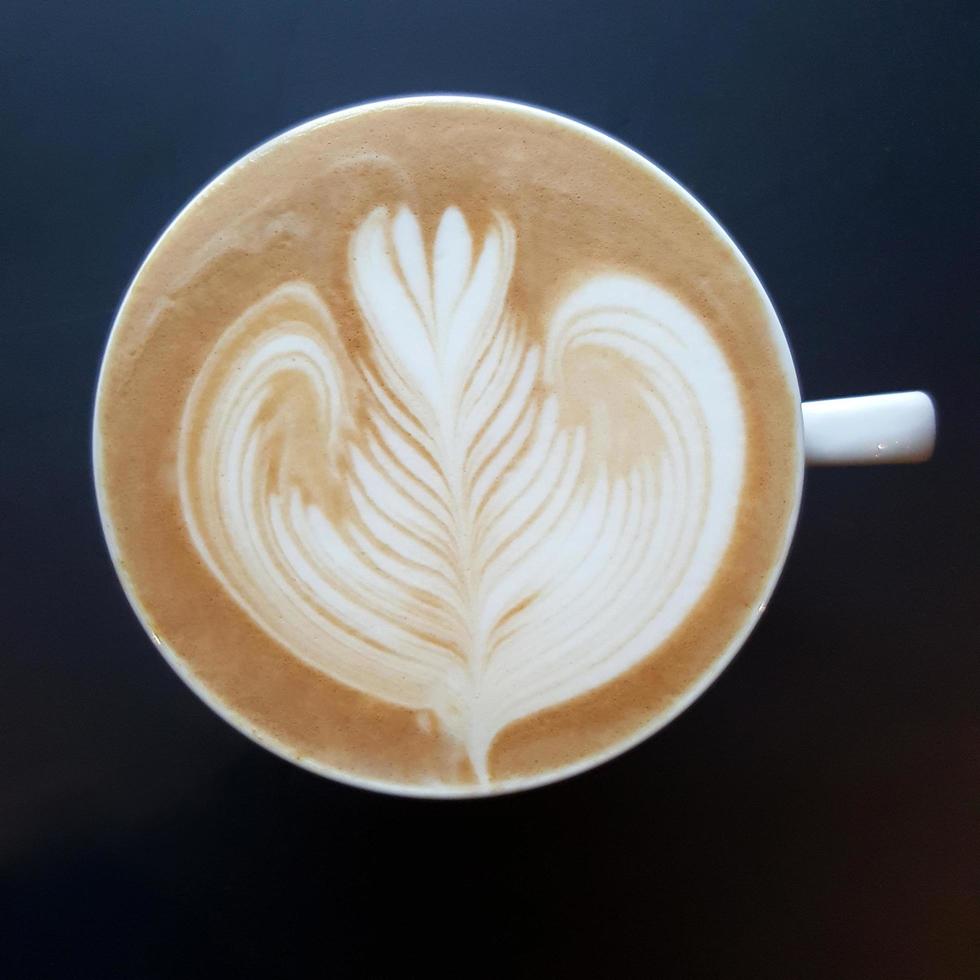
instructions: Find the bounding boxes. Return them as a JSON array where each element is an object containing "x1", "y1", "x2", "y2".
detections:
[{"x1": 3, "y1": 2, "x2": 977, "y2": 977}]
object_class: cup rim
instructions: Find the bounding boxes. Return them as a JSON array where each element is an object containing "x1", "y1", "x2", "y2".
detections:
[{"x1": 92, "y1": 93, "x2": 805, "y2": 799}]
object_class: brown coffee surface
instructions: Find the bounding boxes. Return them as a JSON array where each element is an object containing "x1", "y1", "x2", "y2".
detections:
[{"x1": 95, "y1": 98, "x2": 801, "y2": 792}]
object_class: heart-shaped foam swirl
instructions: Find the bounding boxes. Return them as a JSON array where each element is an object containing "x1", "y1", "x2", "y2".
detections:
[{"x1": 178, "y1": 206, "x2": 745, "y2": 782}]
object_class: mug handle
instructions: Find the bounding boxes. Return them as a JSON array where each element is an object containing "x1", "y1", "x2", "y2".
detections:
[{"x1": 802, "y1": 390, "x2": 936, "y2": 465}]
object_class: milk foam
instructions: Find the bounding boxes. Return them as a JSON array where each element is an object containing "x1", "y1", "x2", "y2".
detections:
[{"x1": 178, "y1": 205, "x2": 746, "y2": 782}]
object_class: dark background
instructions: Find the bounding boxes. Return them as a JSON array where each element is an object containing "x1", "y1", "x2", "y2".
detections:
[{"x1": 2, "y1": 1, "x2": 977, "y2": 976}]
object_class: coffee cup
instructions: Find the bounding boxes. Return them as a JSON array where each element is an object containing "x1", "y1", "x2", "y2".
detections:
[{"x1": 94, "y1": 96, "x2": 935, "y2": 797}]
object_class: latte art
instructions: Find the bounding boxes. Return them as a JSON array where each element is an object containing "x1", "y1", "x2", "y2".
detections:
[
  {"x1": 96, "y1": 98, "x2": 800, "y2": 792},
  {"x1": 178, "y1": 204, "x2": 746, "y2": 781}
]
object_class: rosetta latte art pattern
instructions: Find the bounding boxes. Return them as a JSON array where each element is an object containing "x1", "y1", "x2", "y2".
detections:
[{"x1": 178, "y1": 205, "x2": 746, "y2": 782}]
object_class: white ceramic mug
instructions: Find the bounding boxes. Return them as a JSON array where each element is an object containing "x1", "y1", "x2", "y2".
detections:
[{"x1": 95, "y1": 96, "x2": 936, "y2": 796}]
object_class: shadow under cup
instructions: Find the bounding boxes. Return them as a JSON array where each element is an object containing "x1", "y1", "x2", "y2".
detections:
[{"x1": 93, "y1": 96, "x2": 804, "y2": 797}]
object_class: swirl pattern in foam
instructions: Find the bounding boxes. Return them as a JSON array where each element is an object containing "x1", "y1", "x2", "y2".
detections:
[{"x1": 177, "y1": 204, "x2": 745, "y2": 782}]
